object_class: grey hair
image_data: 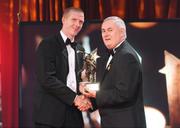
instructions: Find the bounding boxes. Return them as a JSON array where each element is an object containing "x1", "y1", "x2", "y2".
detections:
[
  {"x1": 103, "y1": 16, "x2": 126, "y2": 30},
  {"x1": 103, "y1": 16, "x2": 127, "y2": 38}
]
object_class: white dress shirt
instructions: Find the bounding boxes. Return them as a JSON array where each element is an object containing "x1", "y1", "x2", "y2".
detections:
[{"x1": 60, "y1": 31, "x2": 77, "y2": 92}]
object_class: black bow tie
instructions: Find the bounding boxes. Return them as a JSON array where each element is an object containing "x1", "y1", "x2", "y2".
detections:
[
  {"x1": 108, "y1": 49, "x2": 115, "y2": 56},
  {"x1": 65, "y1": 38, "x2": 77, "y2": 49}
]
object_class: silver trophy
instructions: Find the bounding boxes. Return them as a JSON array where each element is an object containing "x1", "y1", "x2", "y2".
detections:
[{"x1": 81, "y1": 48, "x2": 100, "y2": 91}]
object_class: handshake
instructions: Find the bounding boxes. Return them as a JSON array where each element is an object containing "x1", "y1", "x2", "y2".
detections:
[
  {"x1": 73, "y1": 82, "x2": 97, "y2": 111},
  {"x1": 74, "y1": 49, "x2": 99, "y2": 111}
]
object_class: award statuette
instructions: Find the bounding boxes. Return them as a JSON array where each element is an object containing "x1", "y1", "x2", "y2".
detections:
[{"x1": 82, "y1": 48, "x2": 100, "y2": 91}]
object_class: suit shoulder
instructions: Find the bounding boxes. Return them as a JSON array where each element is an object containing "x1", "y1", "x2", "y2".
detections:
[
  {"x1": 41, "y1": 34, "x2": 57, "y2": 45},
  {"x1": 117, "y1": 44, "x2": 138, "y2": 62},
  {"x1": 120, "y1": 42, "x2": 136, "y2": 55},
  {"x1": 37, "y1": 34, "x2": 58, "y2": 49},
  {"x1": 36, "y1": 34, "x2": 60, "y2": 55}
]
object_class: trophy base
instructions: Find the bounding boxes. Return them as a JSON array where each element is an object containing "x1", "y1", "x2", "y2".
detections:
[{"x1": 85, "y1": 83, "x2": 100, "y2": 91}]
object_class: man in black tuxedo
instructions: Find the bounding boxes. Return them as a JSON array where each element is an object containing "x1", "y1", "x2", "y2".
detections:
[
  {"x1": 80, "y1": 16, "x2": 146, "y2": 128},
  {"x1": 34, "y1": 7, "x2": 92, "y2": 128}
]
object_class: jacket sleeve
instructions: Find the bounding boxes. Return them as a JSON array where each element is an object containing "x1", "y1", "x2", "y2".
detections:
[{"x1": 36, "y1": 39, "x2": 76, "y2": 106}]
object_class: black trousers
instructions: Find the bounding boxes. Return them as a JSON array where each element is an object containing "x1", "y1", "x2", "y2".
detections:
[{"x1": 35, "y1": 106, "x2": 84, "y2": 128}]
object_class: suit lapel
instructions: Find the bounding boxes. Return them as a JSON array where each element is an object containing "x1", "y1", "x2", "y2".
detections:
[
  {"x1": 113, "y1": 40, "x2": 126, "y2": 55},
  {"x1": 57, "y1": 33, "x2": 68, "y2": 59},
  {"x1": 56, "y1": 33, "x2": 69, "y2": 76},
  {"x1": 100, "y1": 41, "x2": 126, "y2": 83},
  {"x1": 74, "y1": 46, "x2": 79, "y2": 73},
  {"x1": 62, "y1": 48, "x2": 68, "y2": 59},
  {"x1": 100, "y1": 56, "x2": 113, "y2": 83}
]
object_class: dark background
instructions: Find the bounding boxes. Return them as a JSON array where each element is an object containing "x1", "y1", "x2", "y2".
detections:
[{"x1": 19, "y1": 20, "x2": 180, "y2": 127}]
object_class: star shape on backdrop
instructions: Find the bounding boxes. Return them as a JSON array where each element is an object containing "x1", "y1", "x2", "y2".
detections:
[{"x1": 159, "y1": 50, "x2": 180, "y2": 86}]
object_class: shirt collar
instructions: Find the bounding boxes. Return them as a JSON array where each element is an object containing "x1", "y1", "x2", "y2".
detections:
[
  {"x1": 113, "y1": 39, "x2": 125, "y2": 53},
  {"x1": 60, "y1": 30, "x2": 74, "y2": 43}
]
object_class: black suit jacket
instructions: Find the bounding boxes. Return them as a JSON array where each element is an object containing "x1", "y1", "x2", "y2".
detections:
[
  {"x1": 34, "y1": 33, "x2": 84, "y2": 127},
  {"x1": 96, "y1": 41, "x2": 146, "y2": 128}
]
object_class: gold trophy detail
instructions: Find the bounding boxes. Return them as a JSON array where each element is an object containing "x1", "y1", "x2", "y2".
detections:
[{"x1": 81, "y1": 48, "x2": 100, "y2": 91}]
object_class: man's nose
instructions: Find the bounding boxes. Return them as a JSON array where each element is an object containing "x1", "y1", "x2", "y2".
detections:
[{"x1": 103, "y1": 32, "x2": 109, "y2": 37}]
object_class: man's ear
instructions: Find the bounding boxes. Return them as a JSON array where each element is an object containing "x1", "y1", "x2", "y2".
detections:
[{"x1": 119, "y1": 28, "x2": 125, "y2": 38}]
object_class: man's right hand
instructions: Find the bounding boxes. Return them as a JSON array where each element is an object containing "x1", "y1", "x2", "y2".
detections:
[{"x1": 73, "y1": 95, "x2": 92, "y2": 111}]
